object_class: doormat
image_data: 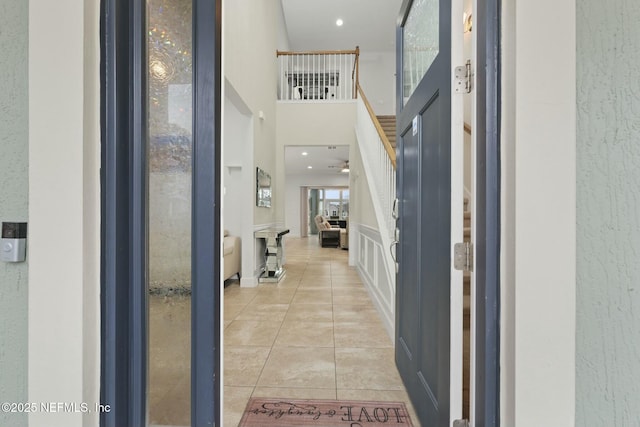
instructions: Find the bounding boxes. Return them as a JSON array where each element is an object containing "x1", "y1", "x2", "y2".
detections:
[{"x1": 239, "y1": 398, "x2": 414, "y2": 426}]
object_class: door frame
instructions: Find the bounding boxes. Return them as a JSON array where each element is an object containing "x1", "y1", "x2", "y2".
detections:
[
  {"x1": 100, "y1": 0, "x2": 222, "y2": 425},
  {"x1": 472, "y1": 0, "x2": 501, "y2": 425}
]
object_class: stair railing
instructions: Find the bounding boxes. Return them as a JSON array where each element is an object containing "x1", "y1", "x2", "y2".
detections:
[
  {"x1": 276, "y1": 47, "x2": 360, "y2": 101},
  {"x1": 355, "y1": 85, "x2": 397, "y2": 273},
  {"x1": 357, "y1": 85, "x2": 396, "y2": 169}
]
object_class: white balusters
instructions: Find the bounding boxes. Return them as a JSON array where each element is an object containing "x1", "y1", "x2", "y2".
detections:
[
  {"x1": 276, "y1": 50, "x2": 359, "y2": 101},
  {"x1": 355, "y1": 98, "x2": 397, "y2": 244}
]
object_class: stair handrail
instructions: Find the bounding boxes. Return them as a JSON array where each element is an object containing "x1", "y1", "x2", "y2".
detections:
[
  {"x1": 276, "y1": 48, "x2": 359, "y2": 56},
  {"x1": 357, "y1": 84, "x2": 396, "y2": 169}
]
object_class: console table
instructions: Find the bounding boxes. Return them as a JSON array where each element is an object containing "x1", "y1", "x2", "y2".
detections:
[{"x1": 254, "y1": 227, "x2": 290, "y2": 283}]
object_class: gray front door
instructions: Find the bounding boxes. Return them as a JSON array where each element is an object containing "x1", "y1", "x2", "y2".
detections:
[{"x1": 395, "y1": 0, "x2": 452, "y2": 425}]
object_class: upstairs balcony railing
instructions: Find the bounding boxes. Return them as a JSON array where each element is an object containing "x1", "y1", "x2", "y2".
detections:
[{"x1": 276, "y1": 47, "x2": 360, "y2": 101}]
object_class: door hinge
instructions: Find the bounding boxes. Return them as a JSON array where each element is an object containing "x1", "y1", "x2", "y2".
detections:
[
  {"x1": 454, "y1": 241, "x2": 473, "y2": 271},
  {"x1": 454, "y1": 60, "x2": 472, "y2": 94},
  {"x1": 453, "y1": 419, "x2": 470, "y2": 427}
]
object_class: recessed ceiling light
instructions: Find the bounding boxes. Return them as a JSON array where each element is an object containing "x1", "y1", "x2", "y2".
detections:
[
  {"x1": 336, "y1": 18, "x2": 344, "y2": 27},
  {"x1": 302, "y1": 152, "x2": 308, "y2": 156},
  {"x1": 307, "y1": 166, "x2": 313, "y2": 169}
]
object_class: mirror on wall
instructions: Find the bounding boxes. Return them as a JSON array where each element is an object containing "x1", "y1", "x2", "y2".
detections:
[{"x1": 256, "y1": 167, "x2": 272, "y2": 207}]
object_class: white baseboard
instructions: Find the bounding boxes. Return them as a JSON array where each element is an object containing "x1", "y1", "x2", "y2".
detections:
[{"x1": 240, "y1": 276, "x2": 258, "y2": 287}]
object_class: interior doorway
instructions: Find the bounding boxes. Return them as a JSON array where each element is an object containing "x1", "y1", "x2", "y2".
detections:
[
  {"x1": 283, "y1": 145, "x2": 350, "y2": 238},
  {"x1": 307, "y1": 187, "x2": 350, "y2": 235}
]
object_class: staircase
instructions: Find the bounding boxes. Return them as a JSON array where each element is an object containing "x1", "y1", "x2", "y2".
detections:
[{"x1": 377, "y1": 115, "x2": 396, "y2": 149}]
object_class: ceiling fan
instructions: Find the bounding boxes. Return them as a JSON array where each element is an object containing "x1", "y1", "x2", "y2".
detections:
[{"x1": 328, "y1": 160, "x2": 349, "y2": 173}]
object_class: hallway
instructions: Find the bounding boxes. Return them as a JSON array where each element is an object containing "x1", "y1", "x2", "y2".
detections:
[{"x1": 223, "y1": 236, "x2": 419, "y2": 426}]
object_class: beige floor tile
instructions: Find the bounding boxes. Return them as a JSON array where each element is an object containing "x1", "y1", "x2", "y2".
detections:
[
  {"x1": 291, "y1": 288, "x2": 333, "y2": 305},
  {"x1": 331, "y1": 279, "x2": 365, "y2": 288},
  {"x1": 282, "y1": 264, "x2": 305, "y2": 273},
  {"x1": 333, "y1": 304, "x2": 385, "y2": 323},
  {"x1": 274, "y1": 320, "x2": 334, "y2": 347},
  {"x1": 332, "y1": 288, "x2": 371, "y2": 305},
  {"x1": 304, "y1": 267, "x2": 332, "y2": 276},
  {"x1": 223, "y1": 288, "x2": 258, "y2": 305},
  {"x1": 298, "y1": 277, "x2": 333, "y2": 288},
  {"x1": 223, "y1": 346, "x2": 271, "y2": 387},
  {"x1": 224, "y1": 320, "x2": 282, "y2": 347},
  {"x1": 223, "y1": 304, "x2": 246, "y2": 321},
  {"x1": 333, "y1": 321, "x2": 393, "y2": 348},
  {"x1": 335, "y1": 348, "x2": 404, "y2": 391},
  {"x1": 301, "y1": 274, "x2": 332, "y2": 283},
  {"x1": 298, "y1": 283, "x2": 333, "y2": 290},
  {"x1": 252, "y1": 387, "x2": 337, "y2": 400},
  {"x1": 235, "y1": 302, "x2": 290, "y2": 322},
  {"x1": 257, "y1": 347, "x2": 336, "y2": 389},
  {"x1": 251, "y1": 288, "x2": 296, "y2": 304},
  {"x1": 330, "y1": 265, "x2": 358, "y2": 273},
  {"x1": 223, "y1": 386, "x2": 254, "y2": 427},
  {"x1": 271, "y1": 276, "x2": 302, "y2": 288},
  {"x1": 331, "y1": 275, "x2": 362, "y2": 283},
  {"x1": 284, "y1": 303, "x2": 333, "y2": 323}
]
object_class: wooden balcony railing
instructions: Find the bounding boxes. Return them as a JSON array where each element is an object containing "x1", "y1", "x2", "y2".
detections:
[{"x1": 276, "y1": 47, "x2": 360, "y2": 101}]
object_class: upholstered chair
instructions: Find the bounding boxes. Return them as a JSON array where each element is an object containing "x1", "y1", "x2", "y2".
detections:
[{"x1": 314, "y1": 215, "x2": 341, "y2": 247}]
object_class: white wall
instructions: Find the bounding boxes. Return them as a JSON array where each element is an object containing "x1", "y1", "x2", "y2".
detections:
[
  {"x1": 223, "y1": 87, "x2": 252, "y2": 240},
  {"x1": 276, "y1": 0, "x2": 291, "y2": 51},
  {"x1": 224, "y1": 0, "x2": 281, "y2": 227},
  {"x1": 0, "y1": 1, "x2": 28, "y2": 426},
  {"x1": 358, "y1": 51, "x2": 396, "y2": 116},
  {"x1": 223, "y1": 81, "x2": 258, "y2": 283},
  {"x1": 284, "y1": 173, "x2": 349, "y2": 237},
  {"x1": 350, "y1": 142, "x2": 378, "y2": 230},
  {"x1": 576, "y1": 0, "x2": 640, "y2": 424},
  {"x1": 511, "y1": 0, "x2": 576, "y2": 425},
  {"x1": 29, "y1": 1, "x2": 100, "y2": 427},
  {"x1": 224, "y1": 0, "x2": 287, "y2": 284}
]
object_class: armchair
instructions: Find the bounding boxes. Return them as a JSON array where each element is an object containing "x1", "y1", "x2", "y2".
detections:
[{"x1": 314, "y1": 215, "x2": 341, "y2": 247}]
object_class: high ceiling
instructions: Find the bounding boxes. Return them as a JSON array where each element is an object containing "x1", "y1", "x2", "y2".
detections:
[
  {"x1": 280, "y1": 0, "x2": 403, "y2": 52},
  {"x1": 280, "y1": 1, "x2": 402, "y2": 174}
]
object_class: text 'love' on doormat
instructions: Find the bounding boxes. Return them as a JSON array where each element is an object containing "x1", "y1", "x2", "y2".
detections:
[{"x1": 239, "y1": 398, "x2": 414, "y2": 427}]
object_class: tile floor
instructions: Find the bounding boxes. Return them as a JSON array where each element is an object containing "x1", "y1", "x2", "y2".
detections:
[
  {"x1": 148, "y1": 236, "x2": 420, "y2": 427},
  {"x1": 223, "y1": 237, "x2": 420, "y2": 426}
]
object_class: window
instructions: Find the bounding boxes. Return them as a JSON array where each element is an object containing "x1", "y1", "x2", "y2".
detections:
[{"x1": 311, "y1": 187, "x2": 349, "y2": 219}]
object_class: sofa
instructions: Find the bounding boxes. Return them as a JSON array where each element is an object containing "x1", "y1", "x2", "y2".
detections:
[
  {"x1": 223, "y1": 230, "x2": 241, "y2": 281},
  {"x1": 314, "y1": 215, "x2": 348, "y2": 248}
]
